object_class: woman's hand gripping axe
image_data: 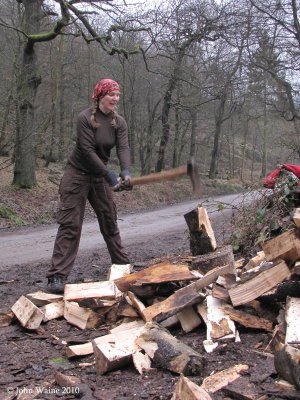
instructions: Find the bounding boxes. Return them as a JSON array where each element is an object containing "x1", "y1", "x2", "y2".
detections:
[{"x1": 120, "y1": 157, "x2": 200, "y2": 196}]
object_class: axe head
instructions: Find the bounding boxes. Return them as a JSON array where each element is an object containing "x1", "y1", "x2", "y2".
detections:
[{"x1": 187, "y1": 157, "x2": 201, "y2": 196}]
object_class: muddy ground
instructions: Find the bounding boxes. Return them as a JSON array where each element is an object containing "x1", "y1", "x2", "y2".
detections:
[{"x1": 0, "y1": 224, "x2": 299, "y2": 400}]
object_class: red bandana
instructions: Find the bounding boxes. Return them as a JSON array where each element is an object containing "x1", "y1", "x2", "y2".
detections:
[{"x1": 92, "y1": 79, "x2": 120, "y2": 100}]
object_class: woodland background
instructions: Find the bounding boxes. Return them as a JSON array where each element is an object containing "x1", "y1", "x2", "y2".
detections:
[{"x1": 0, "y1": 0, "x2": 299, "y2": 190}]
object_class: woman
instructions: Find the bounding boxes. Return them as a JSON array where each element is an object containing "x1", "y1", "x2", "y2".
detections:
[{"x1": 47, "y1": 78, "x2": 131, "y2": 294}]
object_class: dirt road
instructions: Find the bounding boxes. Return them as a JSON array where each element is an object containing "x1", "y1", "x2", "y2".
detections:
[
  {"x1": 0, "y1": 189, "x2": 293, "y2": 400},
  {"x1": 0, "y1": 193, "x2": 245, "y2": 268}
]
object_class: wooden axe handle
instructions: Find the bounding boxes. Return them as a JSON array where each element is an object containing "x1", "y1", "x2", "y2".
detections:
[{"x1": 129, "y1": 165, "x2": 187, "y2": 186}]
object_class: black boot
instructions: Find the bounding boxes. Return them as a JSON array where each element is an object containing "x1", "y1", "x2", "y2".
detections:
[{"x1": 47, "y1": 275, "x2": 66, "y2": 294}]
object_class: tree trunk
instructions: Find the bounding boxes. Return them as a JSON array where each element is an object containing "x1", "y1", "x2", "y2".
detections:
[
  {"x1": 261, "y1": 89, "x2": 268, "y2": 179},
  {"x1": 240, "y1": 116, "x2": 249, "y2": 182},
  {"x1": 142, "y1": 97, "x2": 161, "y2": 175},
  {"x1": 172, "y1": 100, "x2": 180, "y2": 168},
  {"x1": 13, "y1": 0, "x2": 43, "y2": 188},
  {"x1": 0, "y1": 92, "x2": 13, "y2": 156},
  {"x1": 209, "y1": 91, "x2": 227, "y2": 179},
  {"x1": 155, "y1": 48, "x2": 185, "y2": 172},
  {"x1": 189, "y1": 109, "x2": 197, "y2": 159}
]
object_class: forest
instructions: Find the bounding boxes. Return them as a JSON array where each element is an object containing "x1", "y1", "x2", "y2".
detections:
[{"x1": 0, "y1": 0, "x2": 299, "y2": 189}]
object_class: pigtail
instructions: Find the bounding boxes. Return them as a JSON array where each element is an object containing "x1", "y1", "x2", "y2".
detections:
[
  {"x1": 90, "y1": 99, "x2": 100, "y2": 128},
  {"x1": 111, "y1": 110, "x2": 118, "y2": 128}
]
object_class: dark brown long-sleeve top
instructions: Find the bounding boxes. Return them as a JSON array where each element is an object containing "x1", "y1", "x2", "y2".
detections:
[{"x1": 67, "y1": 107, "x2": 130, "y2": 180}]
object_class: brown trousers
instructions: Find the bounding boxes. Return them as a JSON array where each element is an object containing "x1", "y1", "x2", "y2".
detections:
[{"x1": 47, "y1": 166, "x2": 130, "y2": 278}]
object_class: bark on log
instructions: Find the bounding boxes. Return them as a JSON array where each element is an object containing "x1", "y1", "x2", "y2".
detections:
[
  {"x1": 136, "y1": 322, "x2": 205, "y2": 376},
  {"x1": 191, "y1": 245, "x2": 235, "y2": 275},
  {"x1": 114, "y1": 261, "x2": 199, "y2": 293},
  {"x1": 184, "y1": 207, "x2": 217, "y2": 255},
  {"x1": 223, "y1": 306, "x2": 273, "y2": 331}
]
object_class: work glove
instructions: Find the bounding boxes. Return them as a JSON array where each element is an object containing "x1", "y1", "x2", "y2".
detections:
[
  {"x1": 120, "y1": 169, "x2": 131, "y2": 184},
  {"x1": 120, "y1": 169, "x2": 132, "y2": 190},
  {"x1": 107, "y1": 171, "x2": 122, "y2": 191}
]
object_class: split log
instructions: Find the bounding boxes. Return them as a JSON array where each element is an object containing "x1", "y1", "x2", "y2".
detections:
[
  {"x1": 64, "y1": 281, "x2": 118, "y2": 303},
  {"x1": 132, "y1": 350, "x2": 152, "y2": 374},
  {"x1": 293, "y1": 208, "x2": 300, "y2": 228},
  {"x1": 222, "y1": 376, "x2": 261, "y2": 400},
  {"x1": 160, "y1": 314, "x2": 180, "y2": 329},
  {"x1": 177, "y1": 306, "x2": 202, "y2": 333},
  {"x1": 285, "y1": 297, "x2": 300, "y2": 344},
  {"x1": 191, "y1": 245, "x2": 235, "y2": 275},
  {"x1": 11, "y1": 295, "x2": 44, "y2": 330},
  {"x1": 258, "y1": 280, "x2": 300, "y2": 303},
  {"x1": 184, "y1": 206, "x2": 217, "y2": 255},
  {"x1": 212, "y1": 284, "x2": 230, "y2": 302},
  {"x1": 136, "y1": 322, "x2": 205, "y2": 376},
  {"x1": 65, "y1": 342, "x2": 93, "y2": 359},
  {"x1": 77, "y1": 298, "x2": 117, "y2": 309},
  {"x1": 274, "y1": 344, "x2": 300, "y2": 389},
  {"x1": 242, "y1": 251, "x2": 265, "y2": 272},
  {"x1": 41, "y1": 301, "x2": 64, "y2": 322},
  {"x1": 293, "y1": 261, "x2": 300, "y2": 276},
  {"x1": 275, "y1": 379, "x2": 296, "y2": 391},
  {"x1": 265, "y1": 309, "x2": 286, "y2": 353},
  {"x1": 64, "y1": 301, "x2": 104, "y2": 330},
  {"x1": 172, "y1": 375, "x2": 212, "y2": 400},
  {"x1": 142, "y1": 264, "x2": 234, "y2": 323},
  {"x1": 197, "y1": 300, "x2": 219, "y2": 354},
  {"x1": 201, "y1": 364, "x2": 249, "y2": 393},
  {"x1": 223, "y1": 306, "x2": 273, "y2": 331},
  {"x1": 55, "y1": 371, "x2": 93, "y2": 399},
  {"x1": 26, "y1": 291, "x2": 63, "y2": 306},
  {"x1": 107, "y1": 263, "x2": 132, "y2": 280},
  {"x1": 0, "y1": 311, "x2": 14, "y2": 327},
  {"x1": 205, "y1": 296, "x2": 236, "y2": 341},
  {"x1": 228, "y1": 260, "x2": 291, "y2": 307},
  {"x1": 114, "y1": 261, "x2": 200, "y2": 292},
  {"x1": 117, "y1": 294, "x2": 139, "y2": 318},
  {"x1": 127, "y1": 291, "x2": 146, "y2": 317},
  {"x1": 92, "y1": 320, "x2": 145, "y2": 375},
  {"x1": 245, "y1": 300, "x2": 277, "y2": 323},
  {"x1": 262, "y1": 228, "x2": 300, "y2": 265}
]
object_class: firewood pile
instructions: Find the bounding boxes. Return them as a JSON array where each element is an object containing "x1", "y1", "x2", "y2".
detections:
[{"x1": 3, "y1": 205, "x2": 300, "y2": 399}]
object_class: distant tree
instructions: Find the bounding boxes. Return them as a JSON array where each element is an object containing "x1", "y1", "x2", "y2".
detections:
[{"x1": 147, "y1": 0, "x2": 224, "y2": 172}]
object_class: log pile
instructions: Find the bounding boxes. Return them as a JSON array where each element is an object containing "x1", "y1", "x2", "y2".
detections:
[{"x1": 7, "y1": 206, "x2": 300, "y2": 398}]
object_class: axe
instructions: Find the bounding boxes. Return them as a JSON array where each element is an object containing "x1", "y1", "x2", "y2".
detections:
[{"x1": 121, "y1": 157, "x2": 200, "y2": 195}]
